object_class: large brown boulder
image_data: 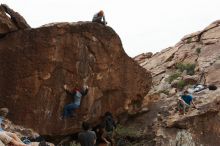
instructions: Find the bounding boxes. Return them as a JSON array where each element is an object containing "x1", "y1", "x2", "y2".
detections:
[{"x1": 0, "y1": 22, "x2": 151, "y2": 135}]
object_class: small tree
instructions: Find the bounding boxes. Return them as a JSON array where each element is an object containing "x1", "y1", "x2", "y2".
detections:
[
  {"x1": 186, "y1": 38, "x2": 192, "y2": 43},
  {"x1": 166, "y1": 72, "x2": 181, "y2": 83},
  {"x1": 185, "y1": 63, "x2": 196, "y2": 75},
  {"x1": 176, "y1": 63, "x2": 196, "y2": 75}
]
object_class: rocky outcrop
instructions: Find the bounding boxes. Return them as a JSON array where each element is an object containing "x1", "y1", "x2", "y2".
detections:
[
  {"x1": 0, "y1": 118, "x2": 54, "y2": 146},
  {"x1": 121, "y1": 83, "x2": 220, "y2": 146},
  {"x1": 134, "y1": 52, "x2": 153, "y2": 64},
  {"x1": 0, "y1": 21, "x2": 151, "y2": 136},
  {"x1": 0, "y1": 4, "x2": 30, "y2": 35},
  {"x1": 131, "y1": 20, "x2": 220, "y2": 146},
  {"x1": 136, "y1": 20, "x2": 220, "y2": 94}
]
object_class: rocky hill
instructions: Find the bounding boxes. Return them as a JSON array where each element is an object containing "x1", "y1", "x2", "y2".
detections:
[
  {"x1": 0, "y1": 4, "x2": 151, "y2": 139},
  {"x1": 131, "y1": 20, "x2": 220, "y2": 145}
]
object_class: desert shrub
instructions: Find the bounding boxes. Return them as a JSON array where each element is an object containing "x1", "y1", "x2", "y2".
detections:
[
  {"x1": 115, "y1": 125, "x2": 152, "y2": 146},
  {"x1": 177, "y1": 80, "x2": 186, "y2": 89},
  {"x1": 185, "y1": 63, "x2": 196, "y2": 75},
  {"x1": 115, "y1": 125, "x2": 134, "y2": 137},
  {"x1": 176, "y1": 63, "x2": 185, "y2": 72},
  {"x1": 70, "y1": 142, "x2": 80, "y2": 146},
  {"x1": 159, "y1": 90, "x2": 169, "y2": 95},
  {"x1": 186, "y1": 38, "x2": 192, "y2": 43},
  {"x1": 166, "y1": 72, "x2": 181, "y2": 83},
  {"x1": 131, "y1": 99, "x2": 142, "y2": 109},
  {"x1": 196, "y1": 48, "x2": 201, "y2": 54},
  {"x1": 176, "y1": 63, "x2": 196, "y2": 75}
]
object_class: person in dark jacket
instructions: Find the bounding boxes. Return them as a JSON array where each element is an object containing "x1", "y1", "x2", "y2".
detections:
[
  {"x1": 62, "y1": 84, "x2": 89, "y2": 119},
  {"x1": 78, "y1": 122, "x2": 96, "y2": 146},
  {"x1": 103, "y1": 112, "x2": 116, "y2": 146},
  {"x1": 92, "y1": 10, "x2": 107, "y2": 25}
]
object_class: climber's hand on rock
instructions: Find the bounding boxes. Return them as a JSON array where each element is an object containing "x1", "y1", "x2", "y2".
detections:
[
  {"x1": 84, "y1": 85, "x2": 89, "y2": 89},
  {"x1": 63, "y1": 84, "x2": 68, "y2": 90}
]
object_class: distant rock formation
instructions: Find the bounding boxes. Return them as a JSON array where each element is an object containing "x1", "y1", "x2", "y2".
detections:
[
  {"x1": 133, "y1": 20, "x2": 220, "y2": 145},
  {"x1": 134, "y1": 52, "x2": 153, "y2": 64},
  {"x1": 0, "y1": 7, "x2": 152, "y2": 136}
]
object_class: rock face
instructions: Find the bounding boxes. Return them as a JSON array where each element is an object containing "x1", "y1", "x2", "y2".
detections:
[
  {"x1": 134, "y1": 52, "x2": 153, "y2": 64},
  {"x1": 0, "y1": 21, "x2": 151, "y2": 136},
  {"x1": 0, "y1": 4, "x2": 30, "y2": 35},
  {"x1": 131, "y1": 20, "x2": 220, "y2": 145}
]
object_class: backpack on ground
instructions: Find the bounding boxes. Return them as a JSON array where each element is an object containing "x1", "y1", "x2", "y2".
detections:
[{"x1": 208, "y1": 85, "x2": 217, "y2": 90}]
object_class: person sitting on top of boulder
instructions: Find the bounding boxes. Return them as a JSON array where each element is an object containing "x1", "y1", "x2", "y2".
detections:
[
  {"x1": 62, "y1": 84, "x2": 89, "y2": 119},
  {"x1": 92, "y1": 10, "x2": 107, "y2": 25},
  {"x1": 177, "y1": 90, "x2": 197, "y2": 115},
  {"x1": 0, "y1": 108, "x2": 26, "y2": 146}
]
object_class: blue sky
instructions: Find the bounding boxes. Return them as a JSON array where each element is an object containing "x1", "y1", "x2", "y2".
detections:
[{"x1": 2, "y1": 0, "x2": 220, "y2": 57}]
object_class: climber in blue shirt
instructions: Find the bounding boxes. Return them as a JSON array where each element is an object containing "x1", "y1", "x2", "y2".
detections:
[
  {"x1": 62, "y1": 84, "x2": 89, "y2": 119},
  {"x1": 178, "y1": 90, "x2": 197, "y2": 115}
]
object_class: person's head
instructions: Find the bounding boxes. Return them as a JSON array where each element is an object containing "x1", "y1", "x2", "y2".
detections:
[
  {"x1": 98, "y1": 10, "x2": 104, "y2": 16},
  {"x1": 83, "y1": 85, "x2": 88, "y2": 90},
  {"x1": 82, "y1": 122, "x2": 90, "y2": 131},
  {"x1": 104, "y1": 111, "x2": 112, "y2": 117},
  {"x1": 183, "y1": 90, "x2": 188, "y2": 95},
  {"x1": 0, "y1": 108, "x2": 9, "y2": 117}
]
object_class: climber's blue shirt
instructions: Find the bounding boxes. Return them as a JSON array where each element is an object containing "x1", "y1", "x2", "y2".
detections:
[
  {"x1": 74, "y1": 91, "x2": 82, "y2": 106},
  {"x1": 0, "y1": 116, "x2": 3, "y2": 131},
  {"x1": 181, "y1": 95, "x2": 193, "y2": 105}
]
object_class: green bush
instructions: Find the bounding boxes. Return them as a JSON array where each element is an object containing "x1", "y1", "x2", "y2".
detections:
[
  {"x1": 115, "y1": 124, "x2": 141, "y2": 137},
  {"x1": 69, "y1": 142, "x2": 80, "y2": 146},
  {"x1": 166, "y1": 72, "x2": 181, "y2": 83},
  {"x1": 131, "y1": 99, "x2": 142, "y2": 109},
  {"x1": 176, "y1": 63, "x2": 196, "y2": 75},
  {"x1": 196, "y1": 48, "x2": 201, "y2": 54},
  {"x1": 176, "y1": 63, "x2": 185, "y2": 72},
  {"x1": 185, "y1": 64, "x2": 196, "y2": 75},
  {"x1": 160, "y1": 90, "x2": 169, "y2": 95},
  {"x1": 186, "y1": 38, "x2": 191, "y2": 43},
  {"x1": 177, "y1": 80, "x2": 186, "y2": 89}
]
